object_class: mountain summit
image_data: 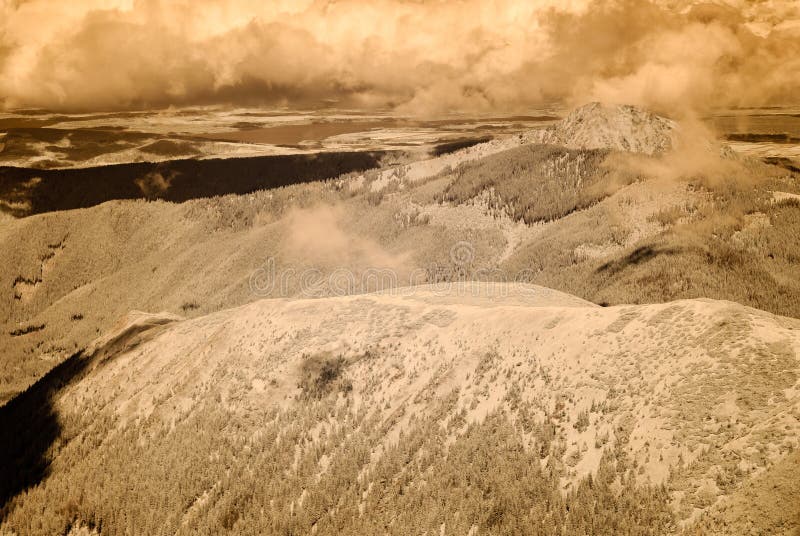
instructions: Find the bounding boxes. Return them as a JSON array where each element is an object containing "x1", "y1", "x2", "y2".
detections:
[
  {"x1": 527, "y1": 102, "x2": 677, "y2": 155},
  {"x1": 2, "y1": 283, "x2": 797, "y2": 534}
]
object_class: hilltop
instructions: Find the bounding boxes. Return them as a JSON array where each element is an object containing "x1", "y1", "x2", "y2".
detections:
[
  {"x1": 525, "y1": 102, "x2": 678, "y2": 155},
  {"x1": 1, "y1": 283, "x2": 798, "y2": 534}
]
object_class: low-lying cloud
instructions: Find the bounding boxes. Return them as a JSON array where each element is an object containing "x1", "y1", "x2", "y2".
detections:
[
  {"x1": 284, "y1": 204, "x2": 410, "y2": 272},
  {"x1": 1, "y1": 0, "x2": 798, "y2": 114}
]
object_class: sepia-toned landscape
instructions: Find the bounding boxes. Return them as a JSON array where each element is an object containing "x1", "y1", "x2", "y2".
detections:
[{"x1": 1, "y1": 1, "x2": 800, "y2": 535}]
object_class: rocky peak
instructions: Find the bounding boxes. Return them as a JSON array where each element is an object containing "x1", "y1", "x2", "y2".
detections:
[{"x1": 527, "y1": 102, "x2": 678, "y2": 155}]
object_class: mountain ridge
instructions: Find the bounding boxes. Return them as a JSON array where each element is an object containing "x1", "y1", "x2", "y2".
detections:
[{"x1": 1, "y1": 283, "x2": 798, "y2": 534}]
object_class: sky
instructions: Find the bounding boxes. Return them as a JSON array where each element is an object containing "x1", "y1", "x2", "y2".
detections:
[{"x1": 0, "y1": 0, "x2": 798, "y2": 114}]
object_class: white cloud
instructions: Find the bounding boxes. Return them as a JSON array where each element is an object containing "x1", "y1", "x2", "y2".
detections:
[{"x1": 0, "y1": 0, "x2": 797, "y2": 113}]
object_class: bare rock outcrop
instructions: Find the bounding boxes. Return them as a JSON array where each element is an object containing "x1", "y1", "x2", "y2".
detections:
[{"x1": 526, "y1": 102, "x2": 678, "y2": 155}]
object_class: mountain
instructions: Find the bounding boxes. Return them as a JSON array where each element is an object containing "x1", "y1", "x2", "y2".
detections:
[
  {"x1": 2, "y1": 103, "x2": 799, "y2": 406},
  {"x1": 1, "y1": 103, "x2": 800, "y2": 533},
  {"x1": 525, "y1": 102, "x2": 678, "y2": 155},
  {"x1": 1, "y1": 283, "x2": 798, "y2": 534}
]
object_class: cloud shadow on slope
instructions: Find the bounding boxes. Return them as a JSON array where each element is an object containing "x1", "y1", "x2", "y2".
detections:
[
  {"x1": 0, "y1": 150, "x2": 389, "y2": 217},
  {"x1": 596, "y1": 245, "x2": 681, "y2": 276}
]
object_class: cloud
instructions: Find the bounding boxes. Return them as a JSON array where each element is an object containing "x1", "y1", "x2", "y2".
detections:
[
  {"x1": 0, "y1": 0, "x2": 798, "y2": 114},
  {"x1": 284, "y1": 204, "x2": 410, "y2": 272}
]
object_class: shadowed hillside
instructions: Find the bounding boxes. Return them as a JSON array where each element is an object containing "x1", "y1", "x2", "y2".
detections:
[
  {"x1": 0, "y1": 350, "x2": 83, "y2": 515},
  {"x1": 0, "y1": 150, "x2": 390, "y2": 216}
]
